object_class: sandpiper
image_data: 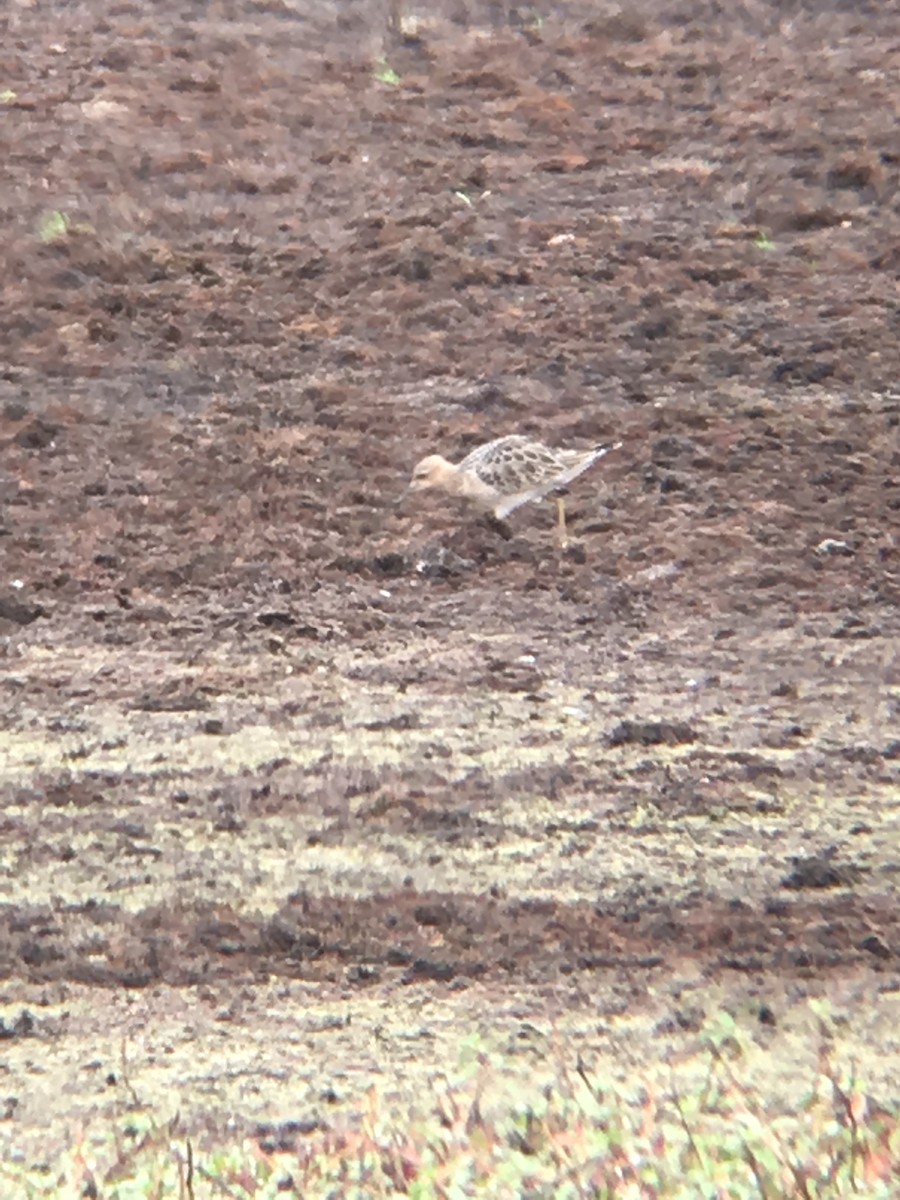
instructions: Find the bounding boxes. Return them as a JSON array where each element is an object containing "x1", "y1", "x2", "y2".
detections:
[{"x1": 404, "y1": 434, "x2": 621, "y2": 544}]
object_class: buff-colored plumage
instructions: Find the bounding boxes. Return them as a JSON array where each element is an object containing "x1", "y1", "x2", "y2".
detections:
[{"x1": 404, "y1": 435, "x2": 621, "y2": 543}]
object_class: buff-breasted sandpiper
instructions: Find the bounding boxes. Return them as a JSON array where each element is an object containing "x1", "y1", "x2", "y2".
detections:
[{"x1": 404, "y1": 434, "x2": 621, "y2": 545}]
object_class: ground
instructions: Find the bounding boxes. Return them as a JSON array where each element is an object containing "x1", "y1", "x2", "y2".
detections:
[{"x1": 0, "y1": 0, "x2": 898, "y2": 1167}]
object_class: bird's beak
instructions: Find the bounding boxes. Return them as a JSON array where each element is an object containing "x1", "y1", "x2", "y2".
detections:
[{"x1": 395, "y1": 484, "x2": 411, "y2": 507}]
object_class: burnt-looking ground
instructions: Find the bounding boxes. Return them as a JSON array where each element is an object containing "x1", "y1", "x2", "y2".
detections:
[{"x1": 0, "y1": 0, "x2": 899, "y2": 1155}]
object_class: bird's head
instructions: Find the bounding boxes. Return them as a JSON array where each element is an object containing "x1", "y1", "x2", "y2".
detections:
[{"x1": 403, "y1": 454, "x2": 457, "y2": 497}]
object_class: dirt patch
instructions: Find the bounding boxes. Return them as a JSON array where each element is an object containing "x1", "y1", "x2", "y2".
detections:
[{"x1": 0, "y1": 0, "x2": 898, "y2": 1159}]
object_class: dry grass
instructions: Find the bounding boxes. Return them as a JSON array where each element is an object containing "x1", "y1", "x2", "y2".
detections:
[{"x1": 7, "y1": 1017, "x2": 898, "y2": 1199}]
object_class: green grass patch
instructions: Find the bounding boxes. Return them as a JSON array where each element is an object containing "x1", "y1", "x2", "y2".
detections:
[
  {"x1": 38, "y1": 211, "x2": 71, "y2": 244},
  {"x1": 373, "y1": 59, "x2": 401, "y2": 86}
]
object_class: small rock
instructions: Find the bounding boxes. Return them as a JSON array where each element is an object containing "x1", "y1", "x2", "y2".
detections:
[
  {"x1": 770, "y1": 681, "x2": 797, "y2": 698},
  {"x1": 413, "y1": 903, "x2": 453, "y2": 928},
  {"x1": 14, "y1": 418, "x2": 59, "y2": 449},
  {"x1": 815, "y1": 538, "x2": 853, "y2": 556},
  {"x1": 859, "y1": 934, "x2": 891, "y2": 960},
  {"x1": 403, "y1": 958, "x2": 455, "y2": 982},
  {"x1": 372, "y1": 552, "x2": 407, "y2": 577},
  {"x1": 831, "y1": 614, "x2": 877, "y2": 639},
  {"x1": 0, "y1": 595, "x2": 45, "y2": 626},
  {"x1": 607, "y1": 719, "x2": 697, "y2": 747},
  {"x1": 0, "y1": 1011, "x2": 35, "y2": 1040},
  {"x1": 781, "y1": 852, "x2": 863, "y2": 891},
  {"x1": 257, "y1": 610, "x2": 295, "y2": 628},
  {"x1": 416, "y1": 545, "x2": 475, "y2": 580}
]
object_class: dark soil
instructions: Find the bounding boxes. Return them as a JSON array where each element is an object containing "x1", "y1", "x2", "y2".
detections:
[{"x1": 0, "y1": 0, "x2": 898, "y2": 1152}]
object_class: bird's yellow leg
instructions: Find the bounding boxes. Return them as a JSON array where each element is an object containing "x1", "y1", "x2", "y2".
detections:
[{"x1": 555, "y1": 497, "x2": 568, "y2": 549}]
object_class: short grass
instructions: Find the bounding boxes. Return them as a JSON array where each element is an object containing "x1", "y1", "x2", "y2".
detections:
[{"x1": 6, "y1": 1017, "x2": 897, "y2": 1199}]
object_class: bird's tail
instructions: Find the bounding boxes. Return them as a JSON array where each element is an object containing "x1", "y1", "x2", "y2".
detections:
[{"x1": 558, "y1": 440, "x2": 622, "y2": 484}]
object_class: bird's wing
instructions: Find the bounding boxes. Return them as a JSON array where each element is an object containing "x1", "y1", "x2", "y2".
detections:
[
  {"x1": 494, "y1": 442, "x2": 621, "y2": 517},
  {"x1": 457, "y1": 435, "x2": 528, "y2": 474},
  {"x1": 494, "y1": 489, "x2": 542, "y2": 519}
]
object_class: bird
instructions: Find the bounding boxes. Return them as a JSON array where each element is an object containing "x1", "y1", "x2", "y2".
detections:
[{"x1": 403, "y1": 434, "x2": 621, "y2": 545}]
